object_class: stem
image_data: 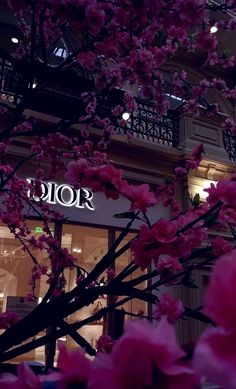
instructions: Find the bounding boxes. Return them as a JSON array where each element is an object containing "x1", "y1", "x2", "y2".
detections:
[
  {"x1": 8, "y1": 225, "x2": 41, "y2": 267},
  {"x1": 0, "y1": 154, "x2": 37, "y2": 190},
  {"x1": 114, "y1": 261, "x2": 138, "y2": 283},
  {"x1": 67, "y1": 213, "x2": 139, "y2": 299},
  {"x1": 30, "y1": 1, "x2": 36, "y2": 65},
  {"x1": 122, "y1": 310, "x2": 154, "y2": 320},
  {"x1": 39, "y1": 8, "x2": 47, "y2": 65},
  {"x1": 58, "y1": 320, "x2": 96, "y2": 356},
  {"x1": 42, "y1": 269, "x2": 63, "y2": 304},
  {"x1": 0, "y1": 285, "x2": 153, "y2": 362},
  {"x1": 0, "y1": 219, "x2": 136, "y2": 352},
  {"x1": 177, "y1": 201, "x2": 222, "y2": 235}
]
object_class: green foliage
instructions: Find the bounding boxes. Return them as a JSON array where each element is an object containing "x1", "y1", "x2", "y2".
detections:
[{"x1": 191, "y1": 193, "x2": 201, "y2": 207}]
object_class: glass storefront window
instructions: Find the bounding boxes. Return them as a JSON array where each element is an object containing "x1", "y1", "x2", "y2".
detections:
[
  {"x1": 0, "y1": 220, "x2": 53, "y2": 363},
  {"x1": 61, "y1": 224, "x2": 108, "y2": 351},
  {"x1": 115, "y1": 231, "x2": 148, "y2": 320},
  {"x1": 0, "y1": 220, "x2": 149, "y2": 364}
]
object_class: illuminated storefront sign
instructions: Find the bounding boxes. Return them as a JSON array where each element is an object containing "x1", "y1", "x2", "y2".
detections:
[{"x1": 27, "y1": 178, "x2": 95, "y2": 210}]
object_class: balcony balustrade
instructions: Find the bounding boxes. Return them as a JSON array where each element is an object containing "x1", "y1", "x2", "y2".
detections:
[
  {"x1": 223, "y1": 130, "x2": 236, "y2": 161},
  {"x1": 0, "y1": 59, "x2": 180, "y2": 149},
  {"x1": 116, "y1": 98, "x2": 179, "y2": 148}
]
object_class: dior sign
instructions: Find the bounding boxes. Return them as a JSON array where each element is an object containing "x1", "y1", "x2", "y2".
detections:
[{"x1": 27, "y1": 178, "x2": 95, "y2": 210}]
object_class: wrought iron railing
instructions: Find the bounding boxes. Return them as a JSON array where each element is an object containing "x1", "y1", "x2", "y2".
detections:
[
  {"x1": 208, "y1": 0, "x2": 236, "y2": 16},
  {"x1": 0, "y1": 59, "x2": 27, "y2": 105},
  {"x1": 223, "y1": 130, "x2": 236, "y2": 161},
  {"x1": 117, "y1": 98, "x2": 179, "y2": 147},
  {"x1": 0, "y1": 59, "x2": 179, "y2": 148}
]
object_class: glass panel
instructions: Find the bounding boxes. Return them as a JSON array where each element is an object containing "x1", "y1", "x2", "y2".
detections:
[
  {"x1": 0, "y1": 220, "x2": 53, "y2": 363},
  {"x1": 115, "y1": 231, "x2": 148, "y2": 321},
  {"x1": 61, "y1": 224, "x2": 108, "y2": 351}
]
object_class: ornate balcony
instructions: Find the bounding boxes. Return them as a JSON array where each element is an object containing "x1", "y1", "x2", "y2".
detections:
[
  {"x1": 223, "y1": 130, "x2": 236, "y2": 162},
  {"x1": 117, "y1": 98, "x2": 179, "y2": 148},
  {"x1": 0, "y1": 59, "x2": 179, "y2": 149}
]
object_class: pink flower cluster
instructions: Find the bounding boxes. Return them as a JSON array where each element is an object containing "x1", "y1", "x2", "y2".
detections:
[
  {"x1": 193, "y1": 250, "x2": 236, "y2": 387},
  {"x1": 205, "y1": 178, "x2": 236, "y2": 207},
  {"x1": 0, "y1": 311, "x2": 19, "y2": 329},
  {"x1": 0, "y1": 317, "x2": 199, "y2": 388},
  {"x1": 131, "y1": 211, "x2": 207, "y2": 271},
  {"x1": 65, "y1": 158, "x2": 156, "y2": 211},
  {"x1": 155, "y1": 293, "x2": 185, "y2": 324},
  {"x1": 88, "y1": 317, "x2": 197, "y2": 388},
  {"x1": 6, "y1": 0, "x2": 236, "y2": 126}
]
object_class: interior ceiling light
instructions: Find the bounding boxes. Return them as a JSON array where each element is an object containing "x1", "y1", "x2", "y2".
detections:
[
  {"x1": 72, "y1": 248, "x2": 82, "y2": 253},
  {"x1": 210, "y1": 25, "x2": 218, "y2": 34},
  {"x1": 122, "y1": 112, "x2": 130, "y2": 121},
  {"x1": 11, "y1": 37, "x2": 19, "y2": 44}
]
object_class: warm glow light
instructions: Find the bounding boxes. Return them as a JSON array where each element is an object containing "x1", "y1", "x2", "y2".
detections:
[
  {"x1": 11, "y1": 37, "x2": 19, "y2": 44},
  {"x1": 210, "y1": 25, "x2": 218, "y2": 34},
  {"x1": 191, "y1": 180, "x2": 217, "y2": 201},
  {"x1": 122, "y1": 112, "x2": 130, "y2": 121},
  {"x1": 73, "y1": 248, "x2": 82, "y2": 253}
]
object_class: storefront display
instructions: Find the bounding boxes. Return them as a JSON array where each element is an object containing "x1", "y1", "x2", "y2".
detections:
[{"x1": 0, "y1": 220, "x2": 146, "y2": 362}]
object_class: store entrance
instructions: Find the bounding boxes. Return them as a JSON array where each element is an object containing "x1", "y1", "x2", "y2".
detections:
[{"x1": 0, "y1": 221, "x2": 148, "y2": 363}]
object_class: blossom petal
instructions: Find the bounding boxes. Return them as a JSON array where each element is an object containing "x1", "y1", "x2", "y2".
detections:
[
  {"x1": 194, "y1": 327, "x2": 236, "y2": 389},
  {"x1": 204, "y1": 249, "x2": 236, "y2": 329}
]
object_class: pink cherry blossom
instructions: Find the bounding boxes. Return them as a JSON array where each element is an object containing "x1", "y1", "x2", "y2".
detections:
[
  {"x1": 131, "y1": 220, "x2": 180, "y2": 270},
  {"x1": 124, "y1": 92, "x2": 138, "y2": 112},
  {"x1": 156, "y1": 255, "x2": 183, "y2": 279},
  {"x1": 77, "y1": 51, "x2": 96, "y2": 71},
  {"x1": 184, "y1": 99, "x2": 200, "y2": 117},
  {"x1": 212, "y1": 236, "x2": 234, "y2": 257},
  {"x1": 112, "y1": 105, "x2": 123, "y2": 117},
  {"x1": 205, "y1": 179, "x2": 236, "y2": 207},
  {"x1": 57, "y1": 341, "x2": 91, "y2": 387},
  {"x1": 3, "y1": 0, "x2": 236, "y2": 382},
  {"x1": 195, "y1": 30, "x2": 217, "y2": 52},
  {"x1": 204, "y1": 249, "x2": 236, "y2": 330},
  {"x1": 106, "y1": 268, "x2": 116, "y2": 282},
  {"x1": 176, "y1": 0, "x2": 206, "y2": 26},
  {"x1": 97, "y1": 164, "x2": 123, "y2": 199},
  {"x1": 191, "y1": 143, "x2": 205, "y2": 167},
  {"x1": 85, "y1": 3, "x2": 105, "y2": 36},
  {"x1": 65, "y1": 159, "x2": 89, "y2": 188},
  {"x1": 125, "y1": 183, "x2": 156, "y2": 212},
  {"x1": 97, "y1": 334, "x2": 114, "y2": 353},
  {"x1": 155, "y1": 293, "x2": 184, "y2": 324},
  {"x1": 194, "y1": 326, "x2": 236, "y2": 389},
  {"x1": 131, "y1": 224, "x2": 154, "y2": 270},
  {"x1": 152, "y1": 219, "x2": 177, "y2": 243},
  {"x1": 0, "y1": 362, "x2": 42, "y2": 389},
  {"x1": 207, "y1": 51, "x2": 220, "y2": 65},
  {"x1": 88, "y1": 317, "x2": 197, "y2": 389},
  {"x1": 174, "y1": 166, "x2": 188, "y2": 177},
  {"x1": 222, "y1": 117, "x2": 236, "y2": 134},
  {"x1": 0, "y1": 311, "x2": 19, "y2": 329}
]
